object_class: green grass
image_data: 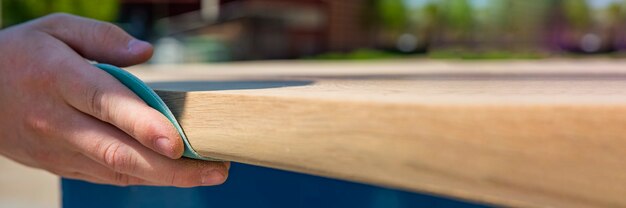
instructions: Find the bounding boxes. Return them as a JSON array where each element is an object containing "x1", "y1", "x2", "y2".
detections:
[
  {"x1": 306, "y1": 49, "x2": 404, "y2": 60},
  {"x1": 307, "y1": 48, "x2": 548, "y2": 61},
  {"x1": 428, "y1": 49, "x2": 546, "y2": 60}
]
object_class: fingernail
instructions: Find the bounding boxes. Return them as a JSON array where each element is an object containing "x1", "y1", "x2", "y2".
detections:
[
  {"x1": 155, "y1": 137, "x2": 175, "y2": 158},
  {"x1": 201, "y1": 169, "x2": 226, "y2": 185},
  {"x1": 127, "y1": 39, "x2": 151, "y2": 55}
]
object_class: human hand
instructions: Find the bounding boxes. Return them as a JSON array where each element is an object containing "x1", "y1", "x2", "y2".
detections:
[{"x1": 0, "y1": 13, "x2": 229, "y2": 187}]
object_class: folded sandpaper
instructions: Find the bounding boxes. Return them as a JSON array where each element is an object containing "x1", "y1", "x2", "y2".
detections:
[{"x1": 94, "y1": 63, "x2": 214, "y2": 161}]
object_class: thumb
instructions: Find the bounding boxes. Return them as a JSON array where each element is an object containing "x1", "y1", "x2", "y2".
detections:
[{"x1": 34, "y1": 13, "x2": 153, "y2": 67}]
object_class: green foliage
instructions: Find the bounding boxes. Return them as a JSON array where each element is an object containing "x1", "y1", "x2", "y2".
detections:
[
  {"x1": 563, "y1": 0, "x2": 591, "y2": 29},
  {"x1": 440, "y1": 0, "x2": 473, "y2": 32},
  {"x1": 376, "y1": 0, "x2": 407, "y2": 30},
  {"x1": 2, "y1": 0, "x2": 118, "y2": 27},
  {"x1": 408, "y1": 2, "x2": 439, "y2": 31},
  {"x1": 606, "y1": 3, "x2": 623, "y2": 25}
]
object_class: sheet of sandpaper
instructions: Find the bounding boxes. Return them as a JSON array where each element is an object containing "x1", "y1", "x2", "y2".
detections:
[{"x1": 94, "y1": 63, "x2": 214, "y2": 161}]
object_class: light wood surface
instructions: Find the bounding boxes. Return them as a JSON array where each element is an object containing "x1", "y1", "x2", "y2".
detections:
[{"x1": 130, "y1": 59, "x2": 626, "y2": 208}]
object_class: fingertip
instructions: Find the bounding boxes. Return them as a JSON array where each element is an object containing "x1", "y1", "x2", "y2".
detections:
[
  {"x1": 127, "y1": 39, "x2": 151, "y2": 54},
  {"x1": 126, "y1": 39, "x2": 153, "y2": 65},
  {"x1": 223, "y1": 161, "x2": 231, "y2": 170},
  {"x1": 171, "y1": 136, "x2": 185, "y2": 159},
  {"x1": 165, "y1": 121, "x2": 185, "y2": 159},
  {"x1": 154, "y1": 137, "x2": 182, "y2": 159},
  {"x1": 156, "y1": 133, "x2": 185, "y2": 159},
  {"x1": 139, "y1": 110, "x2": 185, "y2": 159},
  {"x1": 201, "y1": 167, "x2": 228, "y2": 186}
]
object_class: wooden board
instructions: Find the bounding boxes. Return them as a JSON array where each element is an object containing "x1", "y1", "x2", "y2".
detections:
[{"x1": 130, "y1": 60, "x2": 626, "y2": 208}]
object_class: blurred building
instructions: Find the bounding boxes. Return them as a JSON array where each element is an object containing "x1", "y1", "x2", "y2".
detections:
[
  {"x1": 119, "y1": 0, "x2": 206, "y2": 39},
  {"x1": 114, "y1": 0, "x2": 626, "y2": 62},
  {"x1": 119, "y1": 0, "x2": 373, "y2": 61}
]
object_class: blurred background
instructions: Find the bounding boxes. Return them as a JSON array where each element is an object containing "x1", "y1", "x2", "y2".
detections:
[
  {"x1": 1, "y1": 0, "x2": 626, "y2": 208},
  {"x1": 3, "y1": 0, "x2": 626, "y2": 63}
]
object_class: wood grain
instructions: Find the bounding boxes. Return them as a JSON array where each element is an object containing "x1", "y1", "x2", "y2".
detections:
[{"x1": 131, "y1": 60, "x2": 626, "y2": 208}]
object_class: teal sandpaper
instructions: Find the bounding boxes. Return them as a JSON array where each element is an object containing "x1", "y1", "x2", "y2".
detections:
[{"x1": 94, "y1": 63, "x2": 214, "y2": 161}]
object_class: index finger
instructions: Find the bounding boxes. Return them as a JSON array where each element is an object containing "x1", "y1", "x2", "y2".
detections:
[{"x1": 57, "y1": 55, "x2": 184, "y2": 159}]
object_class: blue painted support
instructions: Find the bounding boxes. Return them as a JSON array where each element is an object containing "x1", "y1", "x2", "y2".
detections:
[{"x1": 62, "y1": 163, "x2": 493, "y2": 208}]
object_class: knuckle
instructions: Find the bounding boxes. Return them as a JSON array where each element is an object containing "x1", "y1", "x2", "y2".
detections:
[
  {"x1": 91, "y1": 21, "x2": 123, "y2": 42},
  {"x1": 112, "y1": 172, "x2": 131, "y2": 186},
  {"x1": 167, "y1": 169, "x2": 199, "y2": 187},
  {"x1": 167, "y1": 171, "x2": 179, "y2": 186},
  {"x1": 127, "y1": 116, "x2": 143, "y2": 140},
  {"x1": 135, "y1": 120, "x2": 161, "y2": 145},
  {"x1": 86, "y1": 85, "x2": 107, "y2": 121},
  {"x1": 101, "y1": 142, "x2": 136, "y2": 173},
  {"x1": 23, "y1": 114, "x2": 55, "y2": 136}
]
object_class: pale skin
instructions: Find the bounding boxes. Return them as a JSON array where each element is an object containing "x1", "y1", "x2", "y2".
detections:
[{"x1": 0, "y1": 13, "x2": 229, "y2": 187}]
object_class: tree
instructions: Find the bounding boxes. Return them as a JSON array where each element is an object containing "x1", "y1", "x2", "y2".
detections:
[
  {"x1": 563, "y1": 0, "x2": 591, "y2": 30},
  {"x1": 375, "y1": 0, "x2": 407, "y2": 32},
  {"x1": 2, "y1": 0, "x2": 118, "y2": 27},
  {"x1": 440, "y1": 0, "x2": 473, "y2": 40}
]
